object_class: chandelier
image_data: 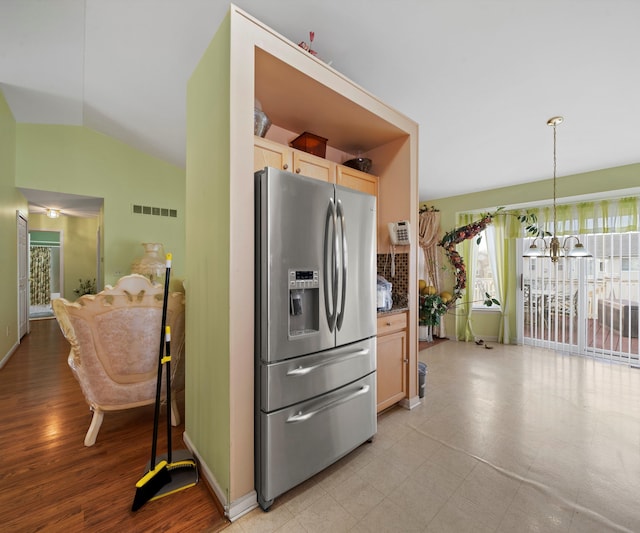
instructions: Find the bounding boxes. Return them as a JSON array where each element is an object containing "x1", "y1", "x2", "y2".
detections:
[{"x1": 523, "y1": 116, "x2": 591, "y2": 263}]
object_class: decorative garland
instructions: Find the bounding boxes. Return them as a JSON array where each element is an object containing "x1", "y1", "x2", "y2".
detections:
[
  {"x1": 436, "y1": 208, "x2": 540, "y2": 308},
  {"x1": 418, "y1": 209, "x2": 499, "y2": 326},
  {"x1": 439, "y1": 213, "x2": 494, "y2": 306}
]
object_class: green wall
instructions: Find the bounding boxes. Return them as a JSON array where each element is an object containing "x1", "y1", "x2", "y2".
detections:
[
  {"x1": 424, "y1": 163, "x2": 640, "y2": 340},
  {"x1": 185, "y1": 13, "x2": 232, "y2": 500},
  {"x1": 29, "y1": 214, "x2": 100, "y2": 301},
  {"x1": 0, "y1": 91, "x2": 27, "y2": 363},
  {"x1": 15, "y1": 124, "x2": 186, "y2": 289}
]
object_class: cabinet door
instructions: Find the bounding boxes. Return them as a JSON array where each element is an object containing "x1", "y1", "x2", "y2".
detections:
[
  {"x1": 293, "y1": 151, "x2": 335, "y2": 183},
  {"x1": 336, "y1": 165, "x2": 378, "y2": 196},
  {"x1": 376, "y1": 329, "x2": 407, "y2": 413},
  {"x1": 254, "y1": 136, "x2": 292, "y2": 172}
]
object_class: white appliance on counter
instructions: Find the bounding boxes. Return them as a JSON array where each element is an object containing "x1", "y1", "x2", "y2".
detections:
[
  {"x1": 377, "y1": 275, "x2": 393, "y2": 311},
  {"x1": 254, "y1": 167, "x2": 377, "y2": 511}
]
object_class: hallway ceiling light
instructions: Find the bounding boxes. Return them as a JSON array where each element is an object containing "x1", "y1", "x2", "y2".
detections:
[
  {"x1": 523, "y1": 117, "x2": 592, "y2": 263},
  {"x1": 46, "y1": 209, "x2": 61, "y2": 219}
]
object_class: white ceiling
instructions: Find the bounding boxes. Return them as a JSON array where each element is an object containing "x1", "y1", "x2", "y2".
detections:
[
  {"x1": 2, "y1": 0, "x2": 639, "y2": 213},
  {"x1": 16, "y1": 187, "x2": 103, "y2": 218}
]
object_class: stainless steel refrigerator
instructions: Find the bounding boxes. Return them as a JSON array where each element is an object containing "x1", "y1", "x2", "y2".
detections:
[{"x1": 255, "y1": 167, "x2": 377, "y2": 511}]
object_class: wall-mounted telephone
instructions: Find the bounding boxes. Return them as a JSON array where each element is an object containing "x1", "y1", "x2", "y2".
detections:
[{"x1": 388, "y1": 220, "x2": 411, "y2": 246}]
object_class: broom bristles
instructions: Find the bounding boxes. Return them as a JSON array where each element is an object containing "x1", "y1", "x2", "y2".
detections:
[{"x1": 131, "y1": 461, "x2": 171, "y2": 512}]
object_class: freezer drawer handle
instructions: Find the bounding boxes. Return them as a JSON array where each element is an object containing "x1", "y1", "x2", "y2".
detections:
[
  {"x1": 286, "y1": 384, "x2": 371, "y2": 423},
  {"x1": 286, "y1": 348, "x2": 370, "y2": 376}
]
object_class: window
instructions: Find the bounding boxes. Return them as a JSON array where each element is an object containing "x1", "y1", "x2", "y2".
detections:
[
  {"x1": 621, "y1": 257, "x2": 640, "y2": 272},
  {"x1": 473, "y1": 229, "x2": 500, "y2": 309}
]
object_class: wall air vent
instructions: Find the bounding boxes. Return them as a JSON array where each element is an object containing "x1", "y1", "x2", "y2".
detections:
[{"x1": 132, "y1": 204, "x2": 178, "y2": 218}]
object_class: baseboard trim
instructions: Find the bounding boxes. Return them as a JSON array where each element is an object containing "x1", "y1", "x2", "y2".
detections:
[
  {"x1": 226, "y1": 491, "x2": 259, "y2": 522},
  {"x1": 1, "y1": 340, "x2": 19, "y2": 370},
  {"x1": 400, "y1": 395, "x2": 421, "y2": 410},
  {"x1": 182, "y1": 431, "x2": 258, "y2": 522}
]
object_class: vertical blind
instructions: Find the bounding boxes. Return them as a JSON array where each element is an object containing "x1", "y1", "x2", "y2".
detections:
[{"x1": 518, "y1": 196, "x2": 640, "y2": 364}]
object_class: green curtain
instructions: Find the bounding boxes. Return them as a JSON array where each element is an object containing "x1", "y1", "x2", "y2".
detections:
[
  {"x1": 526, "y1": 196, "x2": 640, "y2": 235},
  {"x1": 490, "y1": 213, "x2": 521, "y2": 344},
  {"x1": 605, "y1": 196, "x2": 638, "y2": 233},
  {"x1": 30, "y1": 246, "x2": 51, "y2": 306},
  {"x1": 455, "y1": 213, "x2": 477, "y2": 341}
]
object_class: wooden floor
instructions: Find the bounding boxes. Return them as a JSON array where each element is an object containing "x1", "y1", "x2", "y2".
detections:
[{"x1": 0, "y1": 318, "x2": 229, "y2": 532}]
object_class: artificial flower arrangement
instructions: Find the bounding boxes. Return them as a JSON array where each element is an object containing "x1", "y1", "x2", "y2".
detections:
[
  {"x1": 298, "y1": 31, "x2": 318, "y2": 56},
  {"x1": 418, "y1": 291, "x2": 449, "y2": 326},
  {"x1": 418, "y1": 282, "x2": 497, "y2": 327}
]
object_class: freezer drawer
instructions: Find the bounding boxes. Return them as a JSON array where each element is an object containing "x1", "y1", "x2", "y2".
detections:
[
  {"x1": 257, "y1": 373, "x2": 376, "y2": 507},
  {"x1": 260, "y1": 337, "x2": 376, "y2": 412}
]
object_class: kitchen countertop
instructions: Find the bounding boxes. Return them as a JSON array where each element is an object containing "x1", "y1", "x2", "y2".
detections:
[
  {"x1": 377, "y1": 305, "x2": 409, "y2": 317},
  {"x1": 377, "y1": 294, "x2": 409, "y2": 317}
]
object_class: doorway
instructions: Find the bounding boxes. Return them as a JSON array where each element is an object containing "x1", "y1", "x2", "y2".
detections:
[
  {"x1": 17, "y1": 213, "x2": 29, "y2": 338},
  {"x1": 29, "y1": 230, "x2": 63, "y2": 319},
  {"x1": 520, "y1": 232, "x2": 640, "y2": 365}
]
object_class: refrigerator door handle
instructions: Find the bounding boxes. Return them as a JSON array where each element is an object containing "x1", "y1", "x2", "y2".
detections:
[
  {"x1": 323, "y1": 198, "x2": 338, "y2": 332},
  {"x1": 336, "y1": 199, "x2": 347, "y2": 331},
  {"x1": 285, "y1": 384, "x2": 371, "y2": 423},
  {"x1": 286, "y1": 348, "x2": 370, "y2": 376}
]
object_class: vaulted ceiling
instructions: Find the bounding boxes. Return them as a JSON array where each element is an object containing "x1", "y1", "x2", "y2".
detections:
[{"x1": 2, "y1": 0, "x2": 639, "y2": 211}]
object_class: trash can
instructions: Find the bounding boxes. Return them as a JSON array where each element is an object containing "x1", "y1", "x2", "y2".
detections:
[{"x1": 418, "y1": 362, "x2": 427, "y2": 398}]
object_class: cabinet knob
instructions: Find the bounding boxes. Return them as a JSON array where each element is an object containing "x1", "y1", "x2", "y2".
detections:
[
  {"x1": 403, "y1": 359, "x2": 409, "y2": 363},
  {"x1": 295, "y1": 168, "x2": 301, "y2": 174},
  {"x1": 386, "y1": 321, "x2": 391, "y2": 326},
  {"x1": 283, "y1": 163, "x2": 289, "y2": 170}
]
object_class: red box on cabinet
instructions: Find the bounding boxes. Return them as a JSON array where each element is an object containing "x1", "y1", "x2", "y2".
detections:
[{"x1": 289, "y1": 132, "x2": 328, "y2": 158}]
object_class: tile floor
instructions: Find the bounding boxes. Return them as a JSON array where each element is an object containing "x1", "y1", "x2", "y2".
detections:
[{"x1": 226, "y1": 341, "x2": 640, "y2": 532}]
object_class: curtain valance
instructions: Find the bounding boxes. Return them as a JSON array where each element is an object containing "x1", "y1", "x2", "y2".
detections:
[{"x1": 509, "y1": 196, "x2": 640, "y2": 236}]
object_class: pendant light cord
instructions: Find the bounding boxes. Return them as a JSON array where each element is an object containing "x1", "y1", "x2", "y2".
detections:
[
  {"x1": 552, "y1": 122, "x2": 557, "y2": 237},
  {"x1": 523, "y1": 116, "x2": 591, "y2": 261}
]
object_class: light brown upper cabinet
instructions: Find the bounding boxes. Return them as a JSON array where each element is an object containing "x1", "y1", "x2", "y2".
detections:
[
  {"x1": 255, "y1": 136, "x2": 334, "y2": 182},
  {"x1": 292, "y1": 150, "x2": 335, "y2": 183},
  {"x1": 255, "y1": 136, "x2": 381, "y2": 192},
  {"x1": 336, "y1": 165, "x2": 378, "y2": 196},
  {"x1": 254, "y1": 136, "x2": 291, "y2": 172}
]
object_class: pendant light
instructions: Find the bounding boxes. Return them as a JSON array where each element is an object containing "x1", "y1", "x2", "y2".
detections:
[{"x1": 523, "y1": 116, "x2": 591, "y2": 262}]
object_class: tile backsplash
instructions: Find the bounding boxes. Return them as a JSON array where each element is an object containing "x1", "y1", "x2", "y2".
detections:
[{"x1": 377, "y1": 252, "x2": 408, "y2": 308}]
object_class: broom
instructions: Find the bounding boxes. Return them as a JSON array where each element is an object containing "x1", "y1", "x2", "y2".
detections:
[
  {"x1": 147, "y1": 324, "x2": 198, "y2": 503},
  {"x1": 131, "y1": 253, "x2": 174, "y2": 512}
]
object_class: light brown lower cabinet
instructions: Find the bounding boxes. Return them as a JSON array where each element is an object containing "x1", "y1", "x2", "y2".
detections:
[{"x1": 376, "y1": 312, "x2": 408, "y2": 413}]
